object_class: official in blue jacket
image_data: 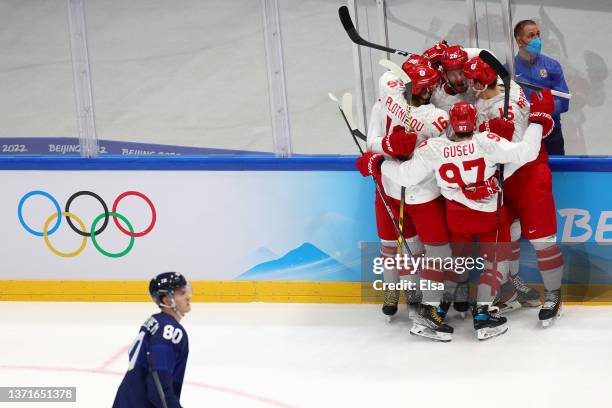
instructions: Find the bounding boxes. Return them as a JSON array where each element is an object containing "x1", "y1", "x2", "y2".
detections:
[{"x1": 514, "y1": 20, "x2": 570, "y2": 155}]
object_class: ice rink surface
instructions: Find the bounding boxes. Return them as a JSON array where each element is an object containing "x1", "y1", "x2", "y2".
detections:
[{"x1": 1, "y1": 302, "x2": 611, "y2": 408}]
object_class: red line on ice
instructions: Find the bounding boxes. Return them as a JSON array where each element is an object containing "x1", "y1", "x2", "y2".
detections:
[{"x1": 0, "y1": 364, "x2": 297, "y2": 408}]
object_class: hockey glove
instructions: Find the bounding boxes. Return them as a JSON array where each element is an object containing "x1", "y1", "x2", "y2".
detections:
[
  {"x1": 463, "y1": 176, "x2": 499, "y2": 200},
  {"x1": 356, "y1": 152, "x2": 384, "y2": 180},
  {"x1": 442, "y1": 82, "x2": 457, "y2": 96},
  {"x1": 529, "y1": 88, "x2": 555, "y2": 138},
  {"x1": 423, "y1": 40, "x2": 448, "y2": 64},
  {"x1": 478, "y1": 118, "x2": 515, "y2": 142},
  {"x1": 381, "y1": 125, "x2": 418, "y2": 157}
]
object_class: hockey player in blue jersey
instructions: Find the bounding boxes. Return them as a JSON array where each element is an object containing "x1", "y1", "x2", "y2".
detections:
[{"x1": 113, "y1": 272, "x2": 192, "y2": 408}]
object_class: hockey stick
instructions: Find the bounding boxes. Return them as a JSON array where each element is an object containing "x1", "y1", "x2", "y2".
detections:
[
  {"x1": 146, "y1": 351, "x2": 169, "y2": 408},
  {"x1": 514, "y1": 79, "x2": 572, "y2": 100},
  {"x1": 378, "y1": 59, "x2": 414, "y2": 131},
  {"x1": 478, "y1": 50, "x2": 510, "y2": 281},
  {"x1": 339, "y1": 5, "x2": 573, "y2": 101},
  {"x1": 328, "y1": 93, "x2": 366, "y2": 142},
  {"x1": 479, "y1": 49, "x2": 510, "y2": 188},
  {"x1": 329, "y1": 92, "x2": 413, "y2": 257},
  {"x1": 338, "y1": 6, "x2": 414, "y2": 58},
  {"x1": 378, "y1": 59, "x2": 415, "y2": 256},
  {"x1": 479, "y1": 50, "x2": 511, "y2": 118}
]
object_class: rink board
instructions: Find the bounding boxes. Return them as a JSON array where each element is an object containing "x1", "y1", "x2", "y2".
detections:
[{"x1": 0, "y1": 156, "x2": 611, "y2": 302}]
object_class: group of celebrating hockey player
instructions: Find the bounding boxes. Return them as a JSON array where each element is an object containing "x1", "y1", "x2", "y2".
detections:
[{"x1": 355, "y1": 40, "x2": 564, "y2": 341}]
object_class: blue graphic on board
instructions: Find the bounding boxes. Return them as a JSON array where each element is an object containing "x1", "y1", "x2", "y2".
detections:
[
  {"x1": 247, "y1": 247, "x2": 278, "y2": 266},
  {"x1": 238, "y1": 243, "x2": 360, "y2": 281}
]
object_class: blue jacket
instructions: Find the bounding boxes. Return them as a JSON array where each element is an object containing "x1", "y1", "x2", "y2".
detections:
[{"x1": 514, "y1": 53, "x2": 570, "y2": 128}]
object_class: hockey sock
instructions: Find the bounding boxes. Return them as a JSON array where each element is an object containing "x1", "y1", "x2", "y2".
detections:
[
  {"x1": 531, "y1": 237, "x2": 563, "y2": 291},
  {"x1": 477, "y1": 260, "x2": 509, "y2": 304},
  {"x1": 419, "y1": 243, "x2": 451, "y2": 303},
  {"x1": 509, "y1": 219, "x2": 522, "y2": 278},
  {"x1": 380, "y1": 242, "x2": 400, "y2": 285}
]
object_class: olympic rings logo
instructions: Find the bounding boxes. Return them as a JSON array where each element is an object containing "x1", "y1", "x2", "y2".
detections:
[{"x1": 18, "y1": 190, "x2": 156, "y2": 258}]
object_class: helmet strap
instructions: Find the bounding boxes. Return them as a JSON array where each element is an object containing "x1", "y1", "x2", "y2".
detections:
[{"x1": 159, "y1": 291, "x2": 184, "y2": 318}]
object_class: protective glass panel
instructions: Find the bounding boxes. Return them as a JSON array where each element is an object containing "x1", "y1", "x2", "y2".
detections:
[
  {"x1": 0, "y1": 1, "x2": 78, "y2": 155},
  {"x1": 85, "y1": 0, "x2": 273, "y2": 156},
  {"x1": 474, "y1": 0, "x2": 510, "y2": 64},
  {"x1": 279, "y1": 0, "x2": 356, "y2": 154},
  {"x1": 373, "y1": 0, "x2": 470, "y2": 127}
]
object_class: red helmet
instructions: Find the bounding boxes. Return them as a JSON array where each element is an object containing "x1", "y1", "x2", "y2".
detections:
[
  {"x1": 441, "y1": 45, "x2": 468, "y2": 71},
  {"x1": 423, "y1": 40, "x2": 448, "y2": 64},
  {"x1": 463, "y1": 56, "x2": 498, "y2": 86},
  {"x1": 406, "y1": 64, "x2": 440, "y2": 95},
  {"x1": 401, "y1": 54, "x2": 431, "y2": 74},
  {"x1": 449, "y1": 102, "x2": 477, "y2": 134}
]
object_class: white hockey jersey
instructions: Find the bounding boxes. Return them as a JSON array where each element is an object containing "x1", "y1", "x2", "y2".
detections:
[
  {"x1": 431, "y1": 85, "x2": 477, "y2": 113},
  {"x1": 474, "y1": 80, "x2": 531, "y2": 178},
  {"x1": 367, "y1": 70, "x2": 449, "y2": 203},
  {"x1": 381, "y1": 124, "x2": 544, "y2": 212}
]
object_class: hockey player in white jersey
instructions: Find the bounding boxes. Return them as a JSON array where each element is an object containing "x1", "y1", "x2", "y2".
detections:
[
  {"x1": 358, "y1": 63, "x2": 462, "y2": 334},
  {"x1": 357, "y1": 62, "x2": 433, "y2": 320},
  {"x1": 431, "y1": 45, "x2": 478, "y2": 112},
  {"x1": 464, "y1": 57, "x2": 563, "y2": 325},
  {"x1": 366, "y1": 89, "x2": 555, "y2": 340}
]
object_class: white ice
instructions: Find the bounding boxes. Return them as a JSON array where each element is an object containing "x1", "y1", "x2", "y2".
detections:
[{"x1": 1, "y1": 302, "x2": 611, "y2": 407}]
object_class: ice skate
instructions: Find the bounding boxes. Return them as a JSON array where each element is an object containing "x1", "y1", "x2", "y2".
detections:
[
  {"x1": 473, "y1": 305, "x2": 508, "y2": 340},
  {"x1": 493, "y1": 281, "x2": 522, "y2": 314},
  {"x1": 453, "y1": 281, "x2": 471, "y2": 319},
  {"x1": 405, "y1": 289, "x2": 422, "y2": 319},
  {"x1": 410, "y1": 304, "x2": 454, "y2": 342},
  {"x1": 382, "y1": 289, "x2": 399, "y2": 322},
  {"x1": 539, "y1": 289, "x2": 562, "y2": 327},
  {"x1": 436, "y1": 292, "x2": 453, "y2": 319},
  {"x1": 511, "y1": 274, "x2": 541, "y2": 307}
]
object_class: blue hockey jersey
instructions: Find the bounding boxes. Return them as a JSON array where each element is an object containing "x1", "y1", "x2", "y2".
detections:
[{"x1": 113, "y1": 312, "x2": 189, "y2": 408}]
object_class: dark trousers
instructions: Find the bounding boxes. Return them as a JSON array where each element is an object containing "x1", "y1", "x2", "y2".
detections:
[{"x1": 543, "y1": 127, "x2": 565, "y2": 155}]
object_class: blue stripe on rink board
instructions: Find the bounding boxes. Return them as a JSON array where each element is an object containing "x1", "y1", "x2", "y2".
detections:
[{"x1": 0, "y1": 155, "x2": 611, "y2": 171}]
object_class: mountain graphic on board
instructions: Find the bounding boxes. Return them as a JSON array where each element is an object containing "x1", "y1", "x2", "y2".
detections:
[
  {"x1": 247, "y1": 247, "x2": 278, "y2": 265},
  {"x1": 237, "y1": 243, "x2": 359, "y2": 281}
]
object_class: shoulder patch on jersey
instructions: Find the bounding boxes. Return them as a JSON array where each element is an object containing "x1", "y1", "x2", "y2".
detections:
[{"x1": 143, "y1": 316, "x2": 160, "y2": 335}]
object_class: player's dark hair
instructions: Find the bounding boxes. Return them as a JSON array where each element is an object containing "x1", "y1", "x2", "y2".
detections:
[
  {"x1": 402, "y1": 86, "x2": 411, "y2": 104},
  {"x1": 404, "y1": 87, "x2": 430, "y2": 107},
  {"x1": 514, "y1": 20, "x2": 537, "y2": 39}
]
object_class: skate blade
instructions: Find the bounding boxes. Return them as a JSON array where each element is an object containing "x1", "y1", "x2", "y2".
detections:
[
  {"x1": 541, "y1": 308, "x2": 563, "y2": 328},
  {"x1": 386, "y1": 314, "x2": 396, "y2": 323},
  {"x1": 476, "y1": 324, "x2": 508, "y2": 341},
  {"x1": 409, "y1": 324, "x2": 452, "y2": 342},
  {"x1": 496, "y1": 300, "x2": 522, "y2": 314}
]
